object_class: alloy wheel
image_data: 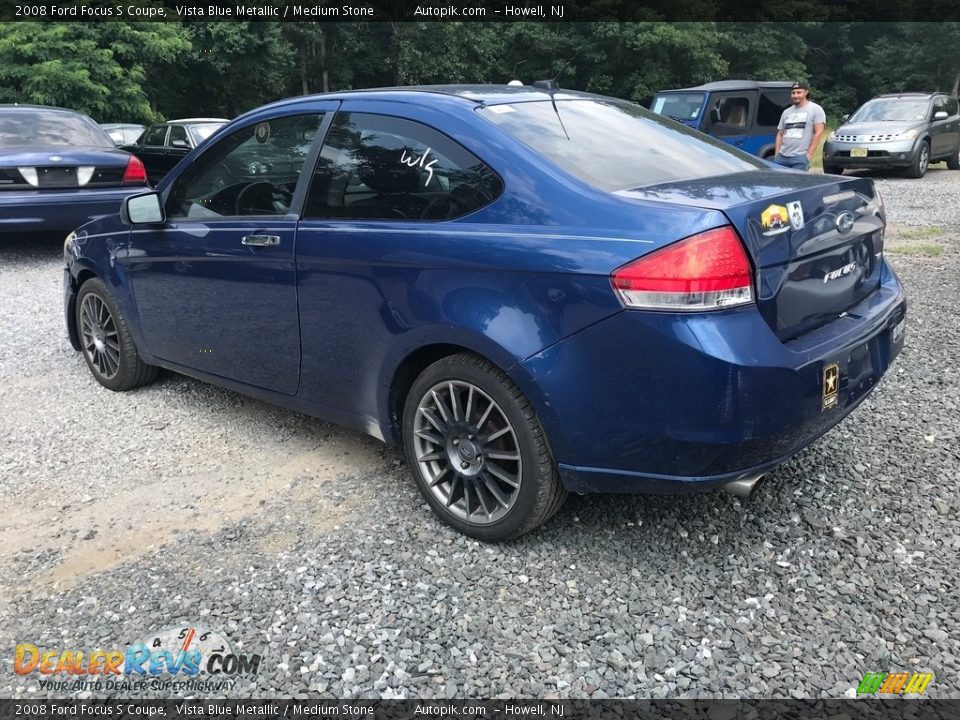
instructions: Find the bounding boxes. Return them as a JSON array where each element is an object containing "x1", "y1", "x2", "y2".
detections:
[
  {"x1": 413, "y1": 380, "x2": 521, "y2": 525},
  {"x1": 79, "y1": 293, "x2": 121, "y2": 380}
]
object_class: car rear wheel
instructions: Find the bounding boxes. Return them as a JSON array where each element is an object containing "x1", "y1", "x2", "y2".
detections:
[
  {"x1": 76, "y1": 278, "x2": 158, "y2": 391},
  {"x1": 947, "y1": 149, "x2": 960, "y2": 170},
  {"x1": 823, "y1": 165, "x2": 843, "y2": 175},
  {"x1": 906, "y1": 141, "x2": 930, "y2": 178},
  {"x1": 402, "y1": 353, "x2": 566, "y2": 541}
]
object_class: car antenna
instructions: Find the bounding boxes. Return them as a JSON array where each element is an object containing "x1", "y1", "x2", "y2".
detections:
[
  {"x1": 509, "y1": 59, "x2": 527, "y2": 85},
  {"x1": 532, "y1": 58, "x2": 574, "y2": 140}
]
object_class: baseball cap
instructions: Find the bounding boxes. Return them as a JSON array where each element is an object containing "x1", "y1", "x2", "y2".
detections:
[{"x1": 791, "y1": 81, "x2": 810, "y2": 91}]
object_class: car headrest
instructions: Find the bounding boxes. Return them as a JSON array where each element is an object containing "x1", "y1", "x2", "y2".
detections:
[{"x1": 357, "y1": 146, "x2": 421, "y2": 194}]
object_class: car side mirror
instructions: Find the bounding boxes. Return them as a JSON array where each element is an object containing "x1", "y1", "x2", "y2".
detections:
[
  {"x1": 122, "y1": 192, "x2": 165, "y2": 225},
  {"x1": 840, "y1": 114, "x2": 849, "y2": 123},
  {"x1": 933, "y1": 110, "x2": 948, "y2": 120},
  {"x1": 170, "y1": 139, "x2": 190, "y2": 149}
]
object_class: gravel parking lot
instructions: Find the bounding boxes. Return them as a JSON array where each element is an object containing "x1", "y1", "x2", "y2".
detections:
[{"x1": 1, "y1": 167, "x2": 958, "y2": 699}]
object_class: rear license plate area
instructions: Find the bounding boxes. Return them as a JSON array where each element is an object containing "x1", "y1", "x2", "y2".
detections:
[{"x1": 38, "y1": 167, "x2": 78, "y2": 188}]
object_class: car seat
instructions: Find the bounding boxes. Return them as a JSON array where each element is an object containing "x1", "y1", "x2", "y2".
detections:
[{"x1": 349, "y1": 146, "x2": 429, "y2": 220}]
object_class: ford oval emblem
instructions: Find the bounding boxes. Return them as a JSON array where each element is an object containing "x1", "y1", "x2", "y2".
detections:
[
  {"x1": 48, "y1": 155, "x2": 62, "y2": 162},
  {"x1": 836, "y1": 212, "x2": 855, "y2": 234}
]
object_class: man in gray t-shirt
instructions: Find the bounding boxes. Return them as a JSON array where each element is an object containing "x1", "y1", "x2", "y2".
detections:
[{"x1": 774, "y1": 81, "x2": 826, "y2": 171}]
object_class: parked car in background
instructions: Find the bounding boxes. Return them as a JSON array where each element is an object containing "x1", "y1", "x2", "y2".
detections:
[
  {"x1": 121, "y1": 118, "x2": 227, "y2": 184},
  {"x1": 65, "y1": 86, "x2": 905, "y2": 540},
  {"x1": 0, "y1": 104, "x2": 148, "y2": 237},
  {"x1": 100, "y1": 123, "x2": 145, "y2": 147},
  {"x1": 822, "y1": 92, "x2": 960, "y2": 177},
  {"x1": 650, "y1": 80, "x2": 794, "y2": 159}
]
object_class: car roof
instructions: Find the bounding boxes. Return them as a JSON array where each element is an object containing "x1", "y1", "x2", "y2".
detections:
[
  {"x1": 255, "y1": 84, "x2": 600, "y2": 114},
  {"x1": 0, "y1": 103, "x2": 92, "y2": 116},
  {"x1": 657, "y1": 80, "x2": 795, "y2": 93},
  {"x1": 162, "y1": 118, "x2": 229, "y2": 124},
  {"x1": 871, "y1": 92, "x2": 940, "y2": 100}
]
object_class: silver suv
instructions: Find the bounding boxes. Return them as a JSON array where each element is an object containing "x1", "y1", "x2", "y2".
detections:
[{"x1": 822, "y1": 92, "x2": 960, "y2": 178}]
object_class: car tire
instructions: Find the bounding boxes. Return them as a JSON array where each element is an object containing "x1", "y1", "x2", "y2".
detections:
[
  {"x1": 402, "y1": 353, "x2": 566, "y2": 541},
  {"x1": 947, "y1": 149, "x2": 960, "y2": 170},
  {"x1": 906, "y1": 141, "x2": 930, "y2": 178},
  {"x1": 823, "y1": 165, "x2": 843, "y2": 175},
  {"x1": 76, "y1": 278, "x2": 159, "y2": 391}
]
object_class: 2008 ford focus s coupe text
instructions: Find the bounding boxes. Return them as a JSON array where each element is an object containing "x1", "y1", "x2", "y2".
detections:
[{"x1": 63, "y1": 86, "x2": 906, "y2": 540}]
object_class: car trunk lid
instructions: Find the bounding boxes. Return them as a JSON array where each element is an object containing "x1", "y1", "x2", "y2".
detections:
[
  {"x1": 0, "y1": 148, "x2": 132, "y2": 190},
  {"x1": 616, "y1": 171, "x2": 885, "y2": 340}
]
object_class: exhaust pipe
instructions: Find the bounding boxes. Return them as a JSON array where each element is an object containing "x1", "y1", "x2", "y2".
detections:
[{"x1": 722, "y1": 473, "x2": 765, "y2": 498}]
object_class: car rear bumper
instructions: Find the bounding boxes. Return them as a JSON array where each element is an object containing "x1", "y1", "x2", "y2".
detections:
[
  {"x1": 0, "y1": 187, "x2": 141, "y2": 235},
  {"x1": 520, "y1": 260, "x2": 906, "y2": 494}
]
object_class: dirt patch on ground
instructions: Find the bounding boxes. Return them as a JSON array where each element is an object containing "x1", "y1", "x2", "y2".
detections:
[{"x1": 0, "y1": 430, "x2": 384, "y2": 592}]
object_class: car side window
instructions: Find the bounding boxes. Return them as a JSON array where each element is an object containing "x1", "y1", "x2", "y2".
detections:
[
  {"x1": 165, "y1": 114, "x2": 325, "y2": 220},
  {"x1": 142, "y1": 125, "x2": 168, "y2": 146},
  {"x1": 709, "y1": 95, "x2": 751, "y2": 136},
  {"x1": 168, "y1": 125, "x2": 189, "y2": 148},
  {"x1": 304, "y1": 112, "x2": 503, "y2": 221},
  {"x1": 948, "y1": 97, "x2": 960, "y2": 117},
  {"x1": 757, "y1": 90, "x2": 791, "y2": 128},
  {"x1": 932, "y1": 97, "x2": 948, "y2": 119}
]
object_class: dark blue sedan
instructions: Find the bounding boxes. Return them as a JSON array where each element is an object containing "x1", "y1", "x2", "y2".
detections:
[
  {"x1": 1, "y1": 105, "x2": 149, "y2": 237},
  {"x1": 63, "y1": 86, "x2": 906, "y2": 540}
]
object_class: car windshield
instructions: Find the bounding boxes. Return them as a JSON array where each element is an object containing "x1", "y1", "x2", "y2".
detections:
[
  {"x1": 849, "y1": 99, "x2": 930, "y2": 123},
  {"x1": 189, "y1": 123, "x2": 224, "y2": 144},
  {"x1": 650, "y1": 92, "x2": 706, "y2": 121},
  {"x1": 0, "y1": 109, "x2": 113, "y2": 148},
  {"x1": 480, "y1": 98, "x2": 765, "y2": 191}
]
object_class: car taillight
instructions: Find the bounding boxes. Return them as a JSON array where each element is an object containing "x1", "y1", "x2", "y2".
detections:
[
  {"x1": 611, "y1": 226, "x2": 754, "y2": 311},
  {"x1": 121, "y1": 155, "x2": 147, "y2": 185}
]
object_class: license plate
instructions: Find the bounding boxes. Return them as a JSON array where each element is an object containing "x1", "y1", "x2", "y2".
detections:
[
  {"x1": 850, "y1": 147, "x2": 868, "y2": 158},
  {"x1": 892, "y1": 317, "x2": 906, "y2": 345}
]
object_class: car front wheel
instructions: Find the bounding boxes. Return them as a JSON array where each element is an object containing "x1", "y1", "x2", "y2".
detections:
[
  {"x1": 402, "y1": 354, "x2": 566, "y2": 541},
  {"x1": 76, "y1": 278, "x2": 158, "y2": 391},
  {"x1": 906, "y1": 141, "x2": 930, "y2": 178}
]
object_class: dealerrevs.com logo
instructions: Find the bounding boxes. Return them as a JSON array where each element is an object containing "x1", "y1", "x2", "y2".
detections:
[
  {"x1": 13, "y1": 625, "x2": 262, "y2": 693},
  {"x1": 857, "y1": 671, "x2": 934, "y2": 695}
]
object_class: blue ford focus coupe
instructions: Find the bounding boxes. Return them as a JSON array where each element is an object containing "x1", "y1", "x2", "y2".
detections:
[{"x1": 63, "y1": 86, "x2": 906, "y2": 540}]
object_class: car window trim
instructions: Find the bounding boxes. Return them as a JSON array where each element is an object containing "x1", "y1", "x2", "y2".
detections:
[
  {"x1": 286, "y1": 107, "x2": 338, "y2": 219},
  {"x1": 160, "y1": 104, "x2": 340, "y2": 225}
]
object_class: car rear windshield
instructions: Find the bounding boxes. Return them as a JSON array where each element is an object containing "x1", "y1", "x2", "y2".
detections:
[
  {"x1": 850, "y1": 99, "x2": 930, "y2": 123},
  {"x1": 479, "y1": 98, "x2": 765, "y2": 191},
  {"x1": 650, "y1": 92, "x2": 706, "y2": 121},
  {"x1": 0, "y1": 109, "x2": 113, "y2": 148}
]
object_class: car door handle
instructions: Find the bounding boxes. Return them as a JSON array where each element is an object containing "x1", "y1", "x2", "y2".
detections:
[{"x1": 241, "y1": 234, "x2": 281, "y2": 247}]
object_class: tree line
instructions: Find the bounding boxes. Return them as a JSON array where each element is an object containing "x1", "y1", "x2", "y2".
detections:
[{"x1": 1, "y1": 22, "x2": 958, "y2": 124}]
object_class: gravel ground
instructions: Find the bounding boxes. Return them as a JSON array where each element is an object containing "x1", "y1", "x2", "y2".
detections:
[{"x1": 1, "y1": 167, "x2": 958, "y2": 699}]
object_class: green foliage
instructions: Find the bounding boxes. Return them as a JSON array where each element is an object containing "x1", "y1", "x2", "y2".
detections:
[
  {"x1": 146, "y1": 23, "x2": 295, "y2": 119},
  {"x1": 866, "y1": 23, "x2": 960, "y2": 97},
  {"x1": 0, "y1": 21, "x2": 956, "y2": 126},
  {"x1": 0, "y1": 21, "x2": 188, "y2": 122}
]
